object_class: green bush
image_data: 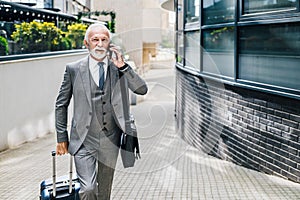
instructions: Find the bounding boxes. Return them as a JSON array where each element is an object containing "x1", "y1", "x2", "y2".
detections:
[
  {"x1": 51, "y1": 34, "x2": 72, "y2": 51},
  {"x1": 66, "y1": 23, "x2": 87, "y2": 49},
  {"x1": 0, "y1": 36, "x2": 8, "y2": 56},
  {"x1": 12, "y1": 21, "x2": 61, "y2": 53},
  {"x1": 11, "y1": 21, "x2": 88, "y2": 53}
]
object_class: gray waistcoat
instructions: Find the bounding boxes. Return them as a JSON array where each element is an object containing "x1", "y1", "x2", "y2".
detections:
[{"x1": 83, "y1": 68, "x2": 118, "y2": 149}]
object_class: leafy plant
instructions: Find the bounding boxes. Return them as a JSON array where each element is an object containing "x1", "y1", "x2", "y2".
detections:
[
  {"x1": 0, "y1": 36, "x2": 8, "y2": 56},
  {"x1": 11, "y1": 21, "x2": 89, "y2": 53},
  {"x1": 210, "y1": 27, "x2": 234, "y2": 42},
  {"x1": 51, "y1": 31, "x2": 72, "y2": 51},
  {"x1": 11, "y1": 21, "x2": 61, "y2": 53},
  {"x1": 66, "y1": 23, "x2": 87, "y2": 49}
]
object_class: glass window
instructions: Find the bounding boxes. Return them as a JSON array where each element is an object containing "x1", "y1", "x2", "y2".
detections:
[
  {"x1": 202, "y1": 27, "x2": 234, "y2": 77},
  {"x1": 243, "y1": 0, "x2": 297, "y2": 14},
  {"x1": 177, "y1": 0, "x2": 184, "y2": 64},
  {"x1": 178, "y1": 0, "x2": 184, "y2": 30},
  {"x1": 203, "y1": 0, "x2": 235, "y2": 25},
  {"x1": 44, "y1": 0, "x2": 53, "y2": 9},
  {"x1": 177, "y1": 30, "x2": 184, "y2": 64},
  {"x1": 185, "y1": 31, "x2": 200, "y2": 70},
  {"x1": 239, "y1": 23, "x2": 300, "y2": 90},
  {"x1": 185, "y1": 0, "x2": 200, "y2": 24}
]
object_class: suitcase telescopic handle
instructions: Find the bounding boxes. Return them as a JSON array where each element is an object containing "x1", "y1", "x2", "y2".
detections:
[
  {"x1": 52, "y1": 151, "x2": 57, "y2": 197},
  {"x1": 51, "y1": 151, "x2": 74, "y2": 197}
]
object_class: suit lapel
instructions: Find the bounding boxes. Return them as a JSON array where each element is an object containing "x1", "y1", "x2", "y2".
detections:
[
  {"x1": 109, "y1": 60, "x2": 119, "y2": 91},
  {"x1": 79, "y1": 57, "x2": 92, "y2": 108}
]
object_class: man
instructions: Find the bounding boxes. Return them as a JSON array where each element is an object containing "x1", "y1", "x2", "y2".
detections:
[{"x1": 55, "y1": 24, "x2": 148, "y2": 199}]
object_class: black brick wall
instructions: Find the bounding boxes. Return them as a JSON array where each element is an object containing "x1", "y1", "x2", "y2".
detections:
[{"x1": 176, "y1": 67, "x2": 300, "y2": 183}]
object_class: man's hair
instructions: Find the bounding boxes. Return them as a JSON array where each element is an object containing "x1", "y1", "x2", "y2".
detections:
[{"x1": 84, "y1": 23, "x2": 112, "y2": 42}]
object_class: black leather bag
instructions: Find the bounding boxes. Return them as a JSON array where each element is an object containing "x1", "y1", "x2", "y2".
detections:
[
  {"x1": 119, "y1": 72, "x2": 141, "y2": 168},
  {"x1": 120, "y1": 115, "x2": 141, "y2": 168}
]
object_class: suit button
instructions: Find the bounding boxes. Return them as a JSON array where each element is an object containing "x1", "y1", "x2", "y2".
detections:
[
  {"x1": 86, "y1": 126, "x2": 90, "y2": 129},
  {"x1": 89, "y1": 112, "x2": 92, "y2": 115},
  {"x1": 103, "y1": 102, "x2": 106, "y2": 104},
  {"x1": 103, "y1": 122, "x2": 107, "y2": 125},
  {"x1": 103, "y1": 112, "x2": 106, "y2": 115}
]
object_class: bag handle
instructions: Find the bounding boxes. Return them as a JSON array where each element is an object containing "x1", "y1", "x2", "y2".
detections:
[{"x1": 51, "y1": 151, "x2": 73, "y2": 197}]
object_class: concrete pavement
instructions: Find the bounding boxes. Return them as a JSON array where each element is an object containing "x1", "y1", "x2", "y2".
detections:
[{"x1": 1, "y1": 65, "x2": 300, "y2": 199}]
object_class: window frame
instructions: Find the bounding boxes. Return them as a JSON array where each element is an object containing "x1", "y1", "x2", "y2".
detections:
[
  {"x1": 184, "y1": 0, "x2": 200, "y2": 29},
  {"x1": 239, "y1": 0, "x2": 300, "y2": 22},
  {"x1": 176, "y1": 0, "x2": 185, "y2": 67},
  {"x1": 175, "y1": 0, "x2": 300, "y2": 100},
  {"x1": 184, "y1": 29, "x2": 201, "y2": 71}
]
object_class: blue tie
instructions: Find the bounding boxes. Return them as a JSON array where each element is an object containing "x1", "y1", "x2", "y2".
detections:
[{"x1": 98, "y1": 62, "x2": 104, "y2": 90}]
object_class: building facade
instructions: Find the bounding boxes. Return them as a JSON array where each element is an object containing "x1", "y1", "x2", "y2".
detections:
[
  {"x1": 3, "y1": 0, "x2": 91, "y2": 14},
  {"x1": 54, "y1": 0, "x2": 91, "y2": 15},
  {"x1": 175, "y1": 0, "x2": 300, "y2": 183},
  {"x1": 92, "y1": 0, "x2": 171, "y2": 70}
]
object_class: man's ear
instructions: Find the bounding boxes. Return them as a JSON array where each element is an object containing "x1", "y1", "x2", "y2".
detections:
[{"x1": 84, "y1": 40, "x2": 89, "y2": 49}]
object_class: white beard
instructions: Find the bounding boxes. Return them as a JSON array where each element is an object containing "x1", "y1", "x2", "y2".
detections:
[{"x1": 89, "y1": 47, "x2": 107, "y2": 60}]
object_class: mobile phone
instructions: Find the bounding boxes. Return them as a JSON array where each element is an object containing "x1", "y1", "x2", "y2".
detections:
[{"x1": 108, "y1": 42, "x2": 116, "y2": 59}]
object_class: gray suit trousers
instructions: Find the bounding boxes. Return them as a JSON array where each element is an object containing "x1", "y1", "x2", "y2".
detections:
[{"x1": 74, "y1": 130, "x2": 120, "y2": 200}]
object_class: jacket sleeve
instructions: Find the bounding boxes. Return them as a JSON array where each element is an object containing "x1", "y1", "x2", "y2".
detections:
[
  {"x1": 55, "y1": 65, "x2": 73, "y2": 143},
  {"x1": 120, "y1": 63, "x2": 148, "y2": 95}
]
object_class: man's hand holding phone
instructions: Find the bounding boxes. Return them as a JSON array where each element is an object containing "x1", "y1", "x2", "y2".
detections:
[{"x1": 108, "y1": 43, "x2": 126, "y2": 68}]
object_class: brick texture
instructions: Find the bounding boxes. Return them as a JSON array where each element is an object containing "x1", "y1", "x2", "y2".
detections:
[{"x1": 176, "y1": 68, "x2": 300, "y2": 183}]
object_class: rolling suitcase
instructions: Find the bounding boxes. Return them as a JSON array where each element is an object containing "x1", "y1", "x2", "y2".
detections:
[{"x1": 40, "y1": 151, "x2": 80, "y2": 200}]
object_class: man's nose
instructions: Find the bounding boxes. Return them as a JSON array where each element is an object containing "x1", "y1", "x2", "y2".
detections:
[{"x1": 96, "y1": 41, "x2": 103, "y2": 47}]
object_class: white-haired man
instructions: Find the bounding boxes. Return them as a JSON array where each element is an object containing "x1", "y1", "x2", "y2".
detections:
[{"x1": 55, "y1": 24, "x2": 147, "y2": 199}]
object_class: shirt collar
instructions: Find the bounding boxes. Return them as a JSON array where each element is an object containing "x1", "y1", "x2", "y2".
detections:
[{"x1": 89, "y1": 55, "x2": 108, "y2": 67}]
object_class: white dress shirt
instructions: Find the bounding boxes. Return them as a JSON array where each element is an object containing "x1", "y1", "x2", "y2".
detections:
[{"x1": 89, "y1": 56, "x2": 108, "y2": 87}]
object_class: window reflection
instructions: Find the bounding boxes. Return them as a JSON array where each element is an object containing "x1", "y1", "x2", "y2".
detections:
[
  {"x1": 177, "y1": 0, "x2": 184, "y2": 64},
  {"x1": 244, "y1": 0, "x2": 297, "y2": 14},
  {"x1": 239, "y1": 23, "x2": 300, "y2": 90},
  {"x1": 240, "y1": 23, "x2": 300, "y2": 56},
  {"x1": 203, "y1": 27, "x2": 234, "y2": 77},
  {"x1": 177, "y1": 31, "x2": 184, "y2": 64},
  {"x1": 185, "y1": 0, "x2": 200, "y2": 23},
  {"x1": 185, "y1": 31, "x2": 200, "y2": 70},
  {"x1": 203, "y1": 0, "x2": 235, "y2": 25},
  {"x1": 178, "y1": 1, "x2": 184, "y2": 30}
]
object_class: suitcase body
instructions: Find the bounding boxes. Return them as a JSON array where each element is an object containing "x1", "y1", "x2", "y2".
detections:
[
  {"x1": 39, "y1": 151, "x2": 80, "y2": 200},
  {"x1": 40, "y1": 175, "x2": 80, "y2": 200}
]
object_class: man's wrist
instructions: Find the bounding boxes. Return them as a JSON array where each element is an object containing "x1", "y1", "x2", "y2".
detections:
[
  {"x1": 119, "y1": 63, "x2": 129, "y2": 72},
  {"x1": 57, "y1": 131, "x2": 69, "y2": 143}
]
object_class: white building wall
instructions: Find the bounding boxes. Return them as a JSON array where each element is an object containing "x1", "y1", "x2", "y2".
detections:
[
  {"x1": 142, "y1": 8, "x2": 162, "y2": 43},
  {"x1": 0, "y1": 52, "x2": 88, "y2": 151}
]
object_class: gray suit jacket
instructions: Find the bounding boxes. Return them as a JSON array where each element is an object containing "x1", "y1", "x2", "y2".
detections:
[{"x1": 55, "y1": 56, "x2": 148, "y2": 155}]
